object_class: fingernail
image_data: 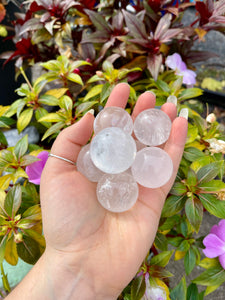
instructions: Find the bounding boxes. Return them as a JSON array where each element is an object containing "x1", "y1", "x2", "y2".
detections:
[
  {"x1": 167, "y1": 95, "x2": 177, "y2": 106},
  {"x1": 146, "y1": 91, "x2": 156, "y2": 97},
  {"x1": 179, "y1": 108, "x2": 188, "y2": 120},
  {"x1": 85, "y1": 109, "x2": 95, "y2": 116}
]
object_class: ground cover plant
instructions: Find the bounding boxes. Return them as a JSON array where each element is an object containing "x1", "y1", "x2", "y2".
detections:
[{"x1": 1, "y1": 0, "x2": 225, "y2": 299}]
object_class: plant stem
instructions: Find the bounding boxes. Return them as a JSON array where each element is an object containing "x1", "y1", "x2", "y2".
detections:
[{"x1": 19, "y1": 67, "x2": 34, "y2": 93}]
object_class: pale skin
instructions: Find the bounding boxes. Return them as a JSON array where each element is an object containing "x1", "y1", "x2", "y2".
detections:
[{"x1": 6, "y1": 83, "x2": 188, "y2": 300}]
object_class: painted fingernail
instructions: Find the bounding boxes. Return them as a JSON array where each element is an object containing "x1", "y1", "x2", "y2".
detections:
[
  {"x1": 167, "y1": 95, "x2": 177, "y2": 106},
  {"x1": 146, "y1": 91, "x2": 156, "y2": 97},
  {"x1": 85, "y1": 109, "x2": 95, "y2": 116},
  {"x1": 179, "y1": 108, "x2": 188, "y2": 120}
]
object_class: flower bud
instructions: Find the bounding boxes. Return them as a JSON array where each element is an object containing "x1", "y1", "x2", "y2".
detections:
[
  {"x1": 206, "y1": 113, "x2": 216, "y2": 123},
  {"x1": 14, "y1": 232, "x2": 23, "y2": 243}
]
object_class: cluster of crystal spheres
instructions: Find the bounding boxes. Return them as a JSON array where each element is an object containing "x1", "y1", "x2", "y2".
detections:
[{"x1": 77, "y1": 106, "x2": 173, "y2": 213}]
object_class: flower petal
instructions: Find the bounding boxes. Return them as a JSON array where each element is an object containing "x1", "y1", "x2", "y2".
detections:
[
  {"x1": 165, "y1": 53, "x2": 183, "y2": 71},
  {"x1": 211, "y1": 219, "x2": 225, "y2": 242},
  {"x1": 180, "y1": 69, "x2": 196, "y2": 85},
  {"x1": 219, "y1": 252, "x2": 225, "y2": 270},
  {"x1": 25, "y1": 151, "x2": 48, "y2": 185},
  {"x1": 203, "y1": 233, "x2": 225, "y2": 258}
]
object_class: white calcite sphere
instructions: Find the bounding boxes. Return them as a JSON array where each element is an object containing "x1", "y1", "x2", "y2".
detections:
[
  {"x1": 97, "y1": 173, "x2": 139, "y2": 212},
  {"x1": 94, "y1": 106, "x2": 133, "y2": 135},
  {"x1": 131, "y1": 147, "x2": 173, "y2": 188},
  {"x1": 90, "y1": 127, "x2": 137, "y2": 174},
  {"x1": 77, "y1": 144, "x2": 104, "y2": 182},
  {"x1": 133, "y1": 108, "x2": 172, "y2": 146}
]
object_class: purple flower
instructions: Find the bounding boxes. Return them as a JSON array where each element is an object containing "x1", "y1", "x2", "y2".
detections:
[
  {"x1": 165, "y1": 53, "x2": 196, "y2": 85},
  {"x1": 25, "y1": 151, "x2": 49, "y2": 185},
  {"x1": 203, "y1": 219, "x2": 225, "y2": 269}
]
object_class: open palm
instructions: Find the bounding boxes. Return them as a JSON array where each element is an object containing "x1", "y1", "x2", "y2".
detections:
[{"x1": 40, "y1": 83, "x2": 187, "y2": 298}]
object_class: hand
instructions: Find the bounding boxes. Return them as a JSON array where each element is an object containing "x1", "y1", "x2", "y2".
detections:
[{"x1": 6, "y1": 83, "x2": 187, "y2": 300}]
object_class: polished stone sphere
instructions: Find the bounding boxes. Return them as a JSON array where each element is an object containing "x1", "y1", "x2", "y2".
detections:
[
  {"x1": 133, "y1": 108, "x2": 172, "y2": 146},
  {"x1": 90, "y1": 127, "x2": 137, "y2": 174},
  {"x1": 131, "y1": 147, "x2": 173, "y2": 188},
  {"x1": 94, "y1": 106, "x2": 133, "y2": 135},
  {"x1": 96, "y1": 172, "x2": 139, "y2": 212},
  {"x1": 77, "y1": 144, "x2": 104, "y2": 182}
]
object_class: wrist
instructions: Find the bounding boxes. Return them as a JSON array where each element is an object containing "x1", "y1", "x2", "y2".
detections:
[{"x1": 42, "y1": 247, "x2": 118, "y2": 300}]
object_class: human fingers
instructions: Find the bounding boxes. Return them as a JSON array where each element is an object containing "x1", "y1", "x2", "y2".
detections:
[
  {"x1": 105, "y1": 82, "x2": 130, "y2": 108},
  {"x1": 44, "y1": 112, "x2": 95, "y2": 173},
  {"x1": 131, "y1": 91, "x2": 156, "y2": 120},
  {"x1": 161, "y1": 115, "x2": 188, "y2": 197}
]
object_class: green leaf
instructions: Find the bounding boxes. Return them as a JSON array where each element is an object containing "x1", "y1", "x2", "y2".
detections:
[
  {"x1": 170, "y1": 277, "x2": 186, "y2": 300},
  {"x1": 23, "y1": 204, "x2": 42, "y2": 221},
  {"x1": 38, "y1": 94, "x2": 59, "y2": 106},
  {"x1": 0, "y1": 116, "x2": 15, "y2": 128},
  {"x1": 16, "y1": 235, "x2": 41, "y2": 265},
  {"x1": 0, "y1": 235, "x2": 7, "y2": 264},
  {"x1": 178, "y1": 240, "x2": 190, "y2": 252},
  {"x1": 198, "y1": 258, "x2": 220, "y2": 270},
  {"x1": 13, "y1": 135, "x2": 28, "y2": 160},
  {"x1": 41, "y1": 121, "x2": 65, "y2": 140},
  {"x1": 35, "y1": 107, "x2": 51, "y2": 128},
  {"x1": 0, "y1": 131, "x2": 7, "y2": 146},
  {"x1": 161, "y1": 195, "x2": 187, "y2": 217},
  {"x1": 83, "y1": 84, "x2": 103, "y2": 101},
  {"x1": 198, "y1": 180, "x2": 225, "y2": 192},
  {"x1": 20, "y1": 154, "x2": 40, "y2": 166},
  {"x1": 75, "y1": 101, "x2": 97, "y2": 116},
  {"x1": 154, "y1": 232, "x2": 168, "y2": 251},
  {"x1": 197, "y1": 161, "x2": 224, "y2": 183},
  {"x1": 186, "y1": 168, "x2": 198, "y2": 187},
  {"x1": 178, "y1": 88, "x2": 203, "y2": 101},
  {"x1": 199, "y1": 193, "x2": 225, "y2": 218},
  {"x1": 5, "y1": 237, "x2": 18, "y2": 266},
  {"x1": 183, "y1": 147, "x2": 205, "y2": 162},
  {"x1": 66, "y1": 73, "x2": 83, "y2": 85},
  {"x1": 59, "y1": 96, "x2": 73, "y2": 112},
  {"x1": 185, "y1": 197, "x2": 203, "y2": 232},
  {"x1": 4, "y1": 185, "x2": 22, "y2": 218},
  {"x1": 17, "y1": 108, "x2": 33, "y2": 133},
  {"x1": 170, "y1": 77, "x2": 183, "y2": 94},
  {"x1": 38, "y1": 113, "x2": 66, "y2": 123},
  {"x1": 131, "y1": 275, "x2": 146, "y2": 300},
  {"x1": 170, "y1": 182, "x2": 187, "y2": 196},
  {"x1": 184, "y1": 247, "x2": 196, "y2": 275},
  {"x1": 204, "y1": 284, "x2": 221, "y2": 296},
  {"x1": 151, "y1": 250, "x2": 174, "y2": 267},
  {"x1": 192, "y1": 266, "x2": 225, "y2": 286},
  {"x1": 24, "y1": 229, "x2": 45, "y2": 249},
  {"x1": 187, "y1": 283, "x2": 199, "y2": 300},
  {"x1": 155, "y1": 80, "x2": 170, "y2": 93}
]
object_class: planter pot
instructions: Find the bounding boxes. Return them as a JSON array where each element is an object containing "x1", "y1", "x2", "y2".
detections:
[{"x1": 198, "y1": 89, "x2": 225, "y2": 108}]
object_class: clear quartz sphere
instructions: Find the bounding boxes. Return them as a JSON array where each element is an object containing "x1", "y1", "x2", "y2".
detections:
[
  {"x1": 96, "y1": 172, "x2": 139, "y2": 212},
  {"x1": 133, "y1": 108, "x2": 172, "y2": 146},
  {"x1": 77, "y1": 143, "x2": 104, "y2": 182},
  {"x1": 131, "y1": 147, "x2": 173, "y2": 188},
  {"x1": 94, "y1": 106, "x2": 133, "y2": 135},
  {"x1": 90, "y1": 127, "x2": 137, "y2": 174}
]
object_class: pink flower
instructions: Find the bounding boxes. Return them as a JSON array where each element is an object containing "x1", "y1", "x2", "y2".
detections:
[
  {"x1": 203, "y1": 219, "x2": 225, "y2": 269},
  {"x1": 25, "y1": 151, "x2": 49, "y2": 185},
  {"x1": 165, "y1": 53, "x2": 196, "y2": 85}
]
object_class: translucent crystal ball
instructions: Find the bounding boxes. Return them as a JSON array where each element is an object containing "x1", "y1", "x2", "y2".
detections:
[
  {"x1": 77, "y1": 144, "x2": 104, "y2": 182},
  {"x1": 94, "y1": 106, "x2": 133, "y2": 135},
  {"x1": 131, "y1": 147, "x2": 173, "y2": 188},
  {"x1": 133, "y1": 108, "x2": 172, "y2": 146},
  {"x1": 90, "y1": 127, "x2": 137, "y2": 174},
  {"x1": 96, "y1": 172, "x2": 139, "y2": 212}
]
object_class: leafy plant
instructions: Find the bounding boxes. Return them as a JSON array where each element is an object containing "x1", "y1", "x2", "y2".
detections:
[{"x1": 1, "y1": 0, "x2": 225, "y2": 299}]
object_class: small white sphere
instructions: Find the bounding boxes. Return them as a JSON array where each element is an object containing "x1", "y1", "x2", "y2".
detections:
[
  {"x1": 77, "y1": 144, "x2": 104, "y2": 182},
  {"x1": 131, "y1": 147, "x2": 173, "y2": 188},
  {"x1": 90, "y1": 127, "x2": 137, "y2": 174},
  {"x1": 94, "y1": 106, "x2": 133, "y2": 135},
  {"x1": 134, "y1": 108, "x2": 172, "y2": 146},
  {"x1": 96, "y1": 173, "x2": 139, "y2": 212}
]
